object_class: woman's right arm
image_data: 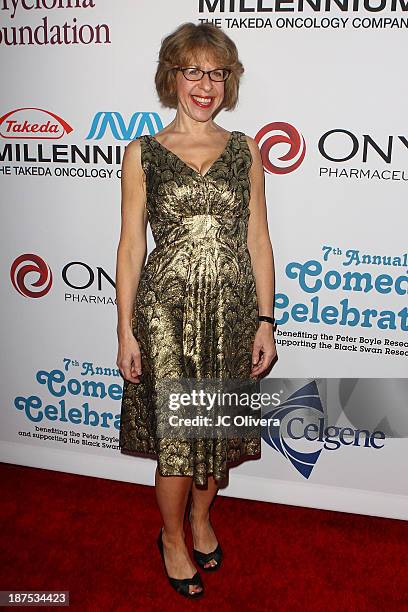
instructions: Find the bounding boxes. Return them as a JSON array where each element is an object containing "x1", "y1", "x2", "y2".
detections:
[{"x1": 115, "y1": 139, "x2": 148, "y2": 383}]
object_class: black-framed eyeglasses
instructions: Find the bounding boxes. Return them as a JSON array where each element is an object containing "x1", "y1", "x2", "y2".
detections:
[{"x1": 175, "y1": 66, "x2": 231, "y2": 82}]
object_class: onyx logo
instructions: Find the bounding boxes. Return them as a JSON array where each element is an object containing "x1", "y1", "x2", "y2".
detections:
[
  {"x1": 0, "y1": 108, "x2": 73, "y2": 140},
  {"x1": 86, "y1": 111, "x2": 163, "y2": 141},
  {"x1": 11, "y1": 254, "x2": 53, "y2": 298},
  {"x1": 255, "y1": 122, "x2": 306, "y2": 175},
  {"x1": 61, "y1": 261, "x2": 114, "y2": 290},
  {"x1": 11, "y1": 255, "x2": 115, "y2": 299},
  {"x1": 318, "y1": 129, "x2": 408, "y2": 163}
]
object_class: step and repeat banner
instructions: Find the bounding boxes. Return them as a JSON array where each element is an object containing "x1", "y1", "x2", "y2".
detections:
[{"x1": 1, "y1": 0, "x2": 407, "y2": 520}]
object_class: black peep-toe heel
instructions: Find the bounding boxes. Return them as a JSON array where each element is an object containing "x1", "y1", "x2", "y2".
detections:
[
  {"x1": 193, "y1": 543, "x2": 223, "y2": 572},
  {"x1": 189, "y1": 507, "x2": 223, "y2": 572},
  {"x1": 157, "y1": 527, "x2": 204, "y2": 599}
]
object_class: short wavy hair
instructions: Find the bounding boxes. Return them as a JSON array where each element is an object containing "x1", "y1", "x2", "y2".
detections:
[{"x1": 155, "y1": 22, "x2": 244, "y2": 111}]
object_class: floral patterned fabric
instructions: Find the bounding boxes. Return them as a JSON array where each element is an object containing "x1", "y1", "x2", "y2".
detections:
[{"x1": 119, "y1": 130, "x2": 261, "y2": 486}]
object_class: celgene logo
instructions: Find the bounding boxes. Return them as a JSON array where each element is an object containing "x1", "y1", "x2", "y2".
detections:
[
  {"x1": 86, "y1": 111, "x2": 163, "y2": 140},
  {"x1": 11, "y1": 254, "x2": 53, "y2": 298},
  {"x1": 255, "y1": 121, "x2": 306, "y2": 174},
  {"x1": 261, "y1": 381, "x2": 385, "y2": 478},
  {"x1": 0, "y1": 108, "x2": 73, "y2": 139}
]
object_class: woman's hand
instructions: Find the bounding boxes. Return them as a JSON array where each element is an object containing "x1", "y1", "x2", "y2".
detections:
[
  {"x1": 117, "y1": 332, "x2": 143, "y2": 383},
  {"x1": 250, "y1": 322, "x2": 277, "y2": 379}
]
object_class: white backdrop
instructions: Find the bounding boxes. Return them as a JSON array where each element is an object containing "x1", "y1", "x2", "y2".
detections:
[{"x1": 1, "y1": 0, "x2": 407, "y2": 520}]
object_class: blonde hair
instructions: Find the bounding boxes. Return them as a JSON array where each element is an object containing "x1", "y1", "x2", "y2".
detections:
[{"x1": 155, "y1": 22, "x2": 244, "y2": 111}]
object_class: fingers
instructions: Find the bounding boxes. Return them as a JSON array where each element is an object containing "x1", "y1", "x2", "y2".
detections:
[
  {"x1": 250, "y1": 344, "x2": 263, "y2": 378},
  {"x1": 125, "y1": 355, "x2": 142, "y2": 383},
  {"x1": 117, "y1": 351, "x2": 142, "y2": 383},
  {"x1": 252, "y1": 343, "x2": 261, "y2": 367},
  {"x1": 250, "y1": 350, "x2": 276, "y2": 378}
]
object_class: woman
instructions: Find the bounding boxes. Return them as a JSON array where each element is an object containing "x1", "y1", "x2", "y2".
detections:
[{"x1": 115, "y1": 22, "x2": 277, "y2": 599}]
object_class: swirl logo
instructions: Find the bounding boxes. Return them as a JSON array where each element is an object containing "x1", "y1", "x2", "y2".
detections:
[
  {"x1": 255, "y1": 122, "x2": 306, "y2": 175},
  {"x1": 261, "y1": 380, "x2": 385, "y2": 479},
  {"x1": 261, "y1": 381, "x2": 324, "y2": 478},
  {"x1": 10, "y1": 254, "x2": 53, "y2": 298}
]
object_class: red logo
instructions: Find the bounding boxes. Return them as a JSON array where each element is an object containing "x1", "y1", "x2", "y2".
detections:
[
  {"x1": 0, "y1": 107, "x2": 73, "y2": 139},
  {"x1": 255, "y1": 122, "x2": 306, "y2": 175},
  {"x1": 11, "y1": 254, "x2": 53, "y2": 298}
]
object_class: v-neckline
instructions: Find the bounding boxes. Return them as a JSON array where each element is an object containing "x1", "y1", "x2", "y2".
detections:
[{"x1": 149, "y1": 130, "x2": 236, "y2": 178}]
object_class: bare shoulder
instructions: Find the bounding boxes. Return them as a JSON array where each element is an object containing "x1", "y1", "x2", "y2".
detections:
[
  {"x1": 122, "y1": 138, "x2": 144, "y2": 176},
  {"x1": 124, "y1": 137, "x2": 142, "y2": 159},
  {"x1": 241, "y1": 133, "x2": 264, "y2": 175},
  {"x1": 243, "y1": 134, "x2": 261, "y2": 158}
]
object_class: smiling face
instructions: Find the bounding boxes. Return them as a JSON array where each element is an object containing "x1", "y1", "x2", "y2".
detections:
[{"x1": 175, "y1": 53, "x2": 226, "y2": 123}]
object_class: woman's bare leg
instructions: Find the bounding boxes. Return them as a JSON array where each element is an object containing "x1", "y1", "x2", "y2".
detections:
[
  {"x1": 155, "y1": 467, "x2": 202, "y2": 594},
  {"x1": 190, "y1": 476, "x2": 220, "y2": 569}
]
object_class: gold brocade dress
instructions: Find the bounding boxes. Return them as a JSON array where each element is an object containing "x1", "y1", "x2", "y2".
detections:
[{"x1": 119, "y1": 130, "x2": 261, "y2": 486}]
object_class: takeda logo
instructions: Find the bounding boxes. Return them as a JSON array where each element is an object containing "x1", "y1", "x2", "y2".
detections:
[
  {"x1": 11, "y1": 254, "x2": 53, "y2": 298},
  {"x1": 0, "y1": 108, "x2": 73, "y2": 139},
  {"x1": 255, "y1": 122, "x2": 306, "y2": 175}
]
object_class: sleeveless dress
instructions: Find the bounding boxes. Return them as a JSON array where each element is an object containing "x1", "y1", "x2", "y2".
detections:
[{"x1": 118, "y1": 130, "x2": 261, "y2": 486}]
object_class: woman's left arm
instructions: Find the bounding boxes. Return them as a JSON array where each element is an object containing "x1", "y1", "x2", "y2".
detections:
[{"x1": 245, "y1": 135, "x2": 277, "y2": 378}]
